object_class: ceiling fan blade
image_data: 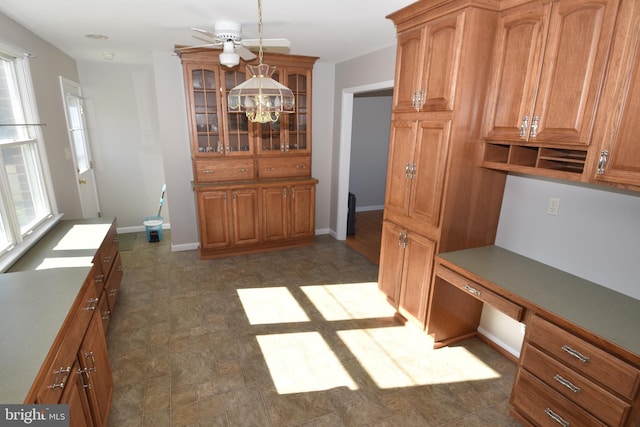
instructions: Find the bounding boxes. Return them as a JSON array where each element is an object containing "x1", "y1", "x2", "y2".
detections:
[
  {"x1": 236, "y1": 46, "x2": 257, "y2": 61},
  {"x1": 192, "y1": 27, "x2": 216, "y2": 38},
  {"x1": 175, "y1": 43, "x2": 222, "y2": 52},
  {"x1": 241, "y1": 38, "x2": 291, "y2": 48},
  {"x1": 193, "y1": 34, "x2": 223, "y2": 46}
]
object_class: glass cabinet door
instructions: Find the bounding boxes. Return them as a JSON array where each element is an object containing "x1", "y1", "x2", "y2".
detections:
[
  {"x1": 190, "y1": 66, "x2": 223, "y2": 155},
  {"x1": 285, "y1": 70, "x2": 310, "y2": 154},
  {"x1": 257, "y1": 68, "x2": 311, "y2": 155},
  {"x1": 223, "y1": 69, "x2": 253, "y2": 155}
]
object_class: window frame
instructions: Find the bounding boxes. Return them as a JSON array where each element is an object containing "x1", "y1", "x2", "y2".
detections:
[{"x1": 0, "y1": 42, "x2": 60, "y2": 271}]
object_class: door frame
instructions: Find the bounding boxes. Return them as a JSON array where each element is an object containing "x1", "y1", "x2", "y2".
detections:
[
  {"x1": 335, "y1": 80, "x2": 394, "y2": 240},
  {"x1": 59, "y1": 76, "x2": 102, "y2": 218}
]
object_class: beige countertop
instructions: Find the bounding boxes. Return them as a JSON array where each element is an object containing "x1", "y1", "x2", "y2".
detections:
[
  {"x1": 0, "y1": 218, "x2": 114, "y2": 403},
  {"x1": 437, "y1": 245, "x2": 640, "y2": 357}
]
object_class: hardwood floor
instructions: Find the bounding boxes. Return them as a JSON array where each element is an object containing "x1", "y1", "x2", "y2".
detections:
[{"x1": 345, "y1": 209, "x2": 383, "y2": 265}]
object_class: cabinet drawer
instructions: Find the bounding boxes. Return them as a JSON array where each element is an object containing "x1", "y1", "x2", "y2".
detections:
[
  {"x1": 35, "y1": 277, "x2": 99, "y2": 403},
  {"x1": 95, "y1": 222, "x2": 118, "y2": 282},
  {"x1": 521, "y1": 343, "x2": 630, "y2": 426},
  {"x1": 513, "y1": 369, "x2": 607, "y2": 426},
  {"x1": 194, "y1": 159, "x2": 255, "y2": 182},
  {"x1": 258, "y1": 156, "x2": 311, "y2": 179},
  {"x1": 436, "y1": 265, "x2": 523, "y2": 321},
  {"x1": 105, "y1": 252, "x2": 123, "y2": 312},
  {"x1": 528, "y1": 315, "x2": 640, "y2": 400}
]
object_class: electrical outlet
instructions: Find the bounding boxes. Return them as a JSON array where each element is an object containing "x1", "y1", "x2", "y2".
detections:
[{"x1": 547, "y1": 197, "x2": 561, "y2": 216}]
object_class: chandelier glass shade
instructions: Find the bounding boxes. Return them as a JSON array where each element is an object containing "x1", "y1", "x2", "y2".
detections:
[
  {"x1": 227, "y1": 64, "x2": 295, "y2": 123},
  {"x1": 227, "y1": 0, "x2": 294, "y2": 123}
]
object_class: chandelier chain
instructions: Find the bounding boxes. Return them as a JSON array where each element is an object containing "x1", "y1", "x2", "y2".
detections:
[{"x1": 258, "y1": 0, "x2": 264, "y2": 64}]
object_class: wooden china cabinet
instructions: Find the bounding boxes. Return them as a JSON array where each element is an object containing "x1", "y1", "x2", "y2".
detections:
[{"x1": 177, "y1": 48, "x2": 318, "y2": 258}]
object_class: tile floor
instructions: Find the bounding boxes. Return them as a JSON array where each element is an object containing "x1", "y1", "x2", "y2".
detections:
[{"x1": 106, "y1": 232, "x2": 522, "y2": 426}]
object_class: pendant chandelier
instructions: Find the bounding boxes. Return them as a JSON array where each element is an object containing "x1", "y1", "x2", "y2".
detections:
[{"x1": 227, "y1": 0, "x2": 295, "y2": 123}]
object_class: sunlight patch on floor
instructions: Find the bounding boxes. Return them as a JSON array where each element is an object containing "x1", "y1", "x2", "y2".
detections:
[
  {"x1": 237, "y1": 287, "x2": 310, "y2": 325},
  {"x1": 257, "y1": 332, "x2": 358, "y2": 394},
  {"x1": 338, "y1": 328, "x2": 501, "y2": 388},
  {"x1": 301, "y1": 282, "x2": 396, "y2": 321}
]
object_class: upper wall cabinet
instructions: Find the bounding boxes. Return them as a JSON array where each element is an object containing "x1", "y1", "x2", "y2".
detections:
[
  {"x1": 587, "y1": 0, "x2": 640, "y2": 190},
  {"x1": 392, "y1": 11, "x2": 464, "y2": 113},
  {"x1": 484, "y1": 0, "x2": 619, "y2": 146}
]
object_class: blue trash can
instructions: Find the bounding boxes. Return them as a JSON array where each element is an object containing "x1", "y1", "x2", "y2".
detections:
[{"x1": 143, "y1": 216, "x2": 163, "y2": 242}]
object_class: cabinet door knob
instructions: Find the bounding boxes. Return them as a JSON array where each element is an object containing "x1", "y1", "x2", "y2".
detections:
[
  {"x1": 519, "y1": 116, "x2": 529, "y2": 137},
  {"x1": 529, "y1": 116, "x2": 540, "y2": 138},
  {"x1": 597, "y1": 150, "x2": 609, "y2": 175}
]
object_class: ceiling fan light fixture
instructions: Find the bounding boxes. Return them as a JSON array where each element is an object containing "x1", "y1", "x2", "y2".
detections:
[{"x1": 227, "y1": 0, "x2": 294, "y2": 123}]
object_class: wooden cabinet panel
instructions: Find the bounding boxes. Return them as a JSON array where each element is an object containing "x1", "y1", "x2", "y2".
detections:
[
  {"x1": 436, "y1": 265, "x2": 523, "y2": 321},
  {"x1": 484, "y1": 1, "x2": 547, "y2": 142},
  {"x1": 290, "y1": 184, "x2": 315, "y2": 239},
  {"x1": 513, "y1": 369, "x2": 608, "y2": 426},
  {"x1": 258, "y1": 156, "x2": 310, "y2": 179},
  {"x1": 194, "y1": 158, "x2": 255, "y2": 182},
  {"x1": 378, "y1": 221, "x2": 435, "y2": 325},
  {"x1": 35, "y1": 275, "x2": 98, "y2": 404},
  {"x1": 61, "y1": 361, "x2": 94, "y2": 427},
  {"x1": 377, "y1": 221, "x2": 404, "y2": 307},
  {"x1": 384, "y1": 118, "x2": 451, "y2": 229},
  {"x1": 393, "y1": 12, "x2": 463, "y2": 112},
  {"x1": 261, "y1": 183, "x2": 315, "y2": 241},
  {"x1": 78, "y1": 314, "x2": 113, "y2": 427},
  {"x1": 197, "y1": 190, "x2": 231, "y2": 249},
  {"x1": 533, "y1": 0, "x2": 618, "y2": 145},
  {"x1": 398, "y1": 231, "x2": 435, "y2": 324},
  {"x1": 261, "y1": 186, "x2": 288, "y2": 241},
  {"x1": 527, "y1": 315, "x2": 640, "y2": 400},
  {"x1": 589, "y1": 0, "x2": 640, "y2": 189},
  {"x1": 485, "y1": 0, "x2": 618, "y2": 146},
  {"x1": 105, "y1": 252, "x2": 123, "y2": 312},
  {"x1": 521, "y1": 343, "x2": 630, "y2": 427},
  {"x1": 230, "y1": 188, "x2": 260, "y2": 245}
]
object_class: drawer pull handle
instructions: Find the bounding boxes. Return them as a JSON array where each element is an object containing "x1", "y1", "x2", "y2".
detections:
[
  {"x1": 102, "y1": 310, "x2": 111, "y2": 320},
  {"x1": 202, "y1": 169, "x2": 214, "y2": 174},
  {"x1": 295, "y1": 164, "x2": 307, "y2": 169},
  {"x1": 103, "y1": 255, "x2": 110, "y2": 263},
  {"x1": 83, "y1": 351, "x2": 97, "y2": 373},
  {"x1": 84, "y1": 297, "x2": 99, "y2": 311},
  {"x1": 94, "y1": 274, "x2": 104, "y2": 284},
  {"x1": 544, "y1": 408, "x2": 570, "y2": 427},
  {"x1": 109, "y1": 288, "x2": 118, "y2": 297},
  {"x1": 464, "y1": 284, "x2": 481, "y2": 297},
  {"x1": 49, "y1": 366, "x2": 71, "y2": 390},
  {"x1": 554, "y1": 374, "x2": 581, "y2": 393},
  {"x1": 561, "y1": 345, "x2": 589, "y2": 363},
  {"x1": 265, "y1": 167, "x2": 275, "y2": 171}
]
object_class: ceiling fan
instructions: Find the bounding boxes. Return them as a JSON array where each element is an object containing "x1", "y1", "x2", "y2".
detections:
[{"x1": 181, "y1": 21, "x2": 291, "y2": 67}]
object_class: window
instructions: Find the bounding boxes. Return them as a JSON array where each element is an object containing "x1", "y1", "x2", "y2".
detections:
[{"x1": 0, "y1": 47, "x2": 55, "y2": 264}]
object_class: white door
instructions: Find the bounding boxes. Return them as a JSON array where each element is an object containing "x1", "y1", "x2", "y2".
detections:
[{"x1": 60, "y1": 77, "x2": 101, "y2": 218}]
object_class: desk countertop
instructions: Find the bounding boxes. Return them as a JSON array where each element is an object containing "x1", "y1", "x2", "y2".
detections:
[{"x1": 437, "y1": 245, "x2": 640, "y2": 357}]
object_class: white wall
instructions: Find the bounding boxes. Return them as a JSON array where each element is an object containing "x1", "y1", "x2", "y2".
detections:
[
  {"x1": 349, "y1": 94, "x2": 391, "y2": 211},
  {"x1": 0, "y1": 12, "x2": 82, "y2": 218},
  {"x1": 76, "y1": 61, "x2": 169, "y2": 230},
  {"x1": 479, "y1": 174, "x2": 640, "y2": 357},
  {"x1": 331, "y1": 45, "x2": 398, "y2": 233}
]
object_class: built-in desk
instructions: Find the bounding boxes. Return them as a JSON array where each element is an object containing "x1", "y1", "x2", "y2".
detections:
[{"x1": 432, "y1": 245, "x2": 640, "y2": 426}]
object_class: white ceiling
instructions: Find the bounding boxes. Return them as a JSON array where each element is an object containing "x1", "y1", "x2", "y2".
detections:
[{"x1": 0, "y1": 0, "x2": 416, "y2": 64}]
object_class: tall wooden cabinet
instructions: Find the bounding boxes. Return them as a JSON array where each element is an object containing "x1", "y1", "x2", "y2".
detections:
[
  {"x1": 380, "y1": 2, "x2": 507, "y2": 327},
  {"x1": 178, "y1": 49, "x2": 318, "y2": 258}
]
